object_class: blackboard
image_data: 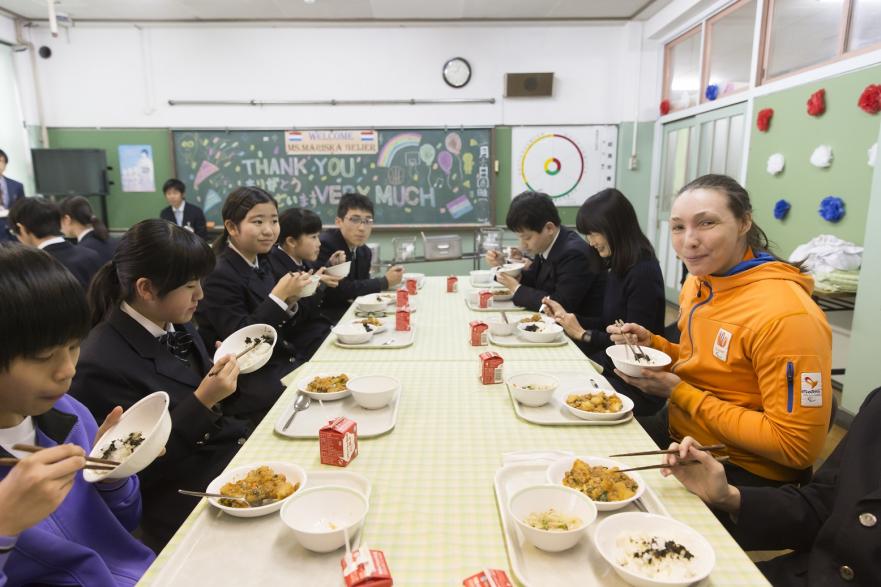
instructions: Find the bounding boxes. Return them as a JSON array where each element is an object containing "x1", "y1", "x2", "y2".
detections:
[{"x1": 172, "y1": 128, "x2": 493, "y2": 227}]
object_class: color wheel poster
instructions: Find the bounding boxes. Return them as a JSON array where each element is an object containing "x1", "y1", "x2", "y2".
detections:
[{"x1": 511, "y1": 125, "x2": 617, "y2": 207}]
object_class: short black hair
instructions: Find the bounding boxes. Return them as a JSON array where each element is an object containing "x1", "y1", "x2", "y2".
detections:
[
  {"x1": 506, "y1": 191, "x2": 560, "y2": 232},
  {"x1": 337, "y1": 193, "x2": 374, "y2": 219},
  {"x1": 576, "y1": 188, "x2": 656, "y2": 275},
  {"x1": 279, "y1": 208, "x2": 322, "y2": 242},
  {"x1": 0, "y1": 243, "x2": 90, "y2": 371},
  {"x1": 8, "y1": 197, "x2": 62, "y2": 239},
  {"x1": 0, "y1": 149, "x2": 7, "y2": 164},
  {"x1": 162, "y1": 178, "x2": 186, "y2": 196}
]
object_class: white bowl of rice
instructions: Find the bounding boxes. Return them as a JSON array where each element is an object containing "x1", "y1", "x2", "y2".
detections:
[{"x1": 594, "y1": 512, "x2": 715, "y2": 587}]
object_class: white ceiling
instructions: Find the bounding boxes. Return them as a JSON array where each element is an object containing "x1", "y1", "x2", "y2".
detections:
[{"x1": 0, "y1": 0, "x2": 671, "y2": 22}]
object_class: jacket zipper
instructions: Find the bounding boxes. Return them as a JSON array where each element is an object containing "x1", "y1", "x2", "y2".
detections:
[
  {"x1": 787, "y1": 361, "x2": 794, "y2": 413},
  {"x1": 672, "y1": 279, "x2": 714, "y2": 374}
]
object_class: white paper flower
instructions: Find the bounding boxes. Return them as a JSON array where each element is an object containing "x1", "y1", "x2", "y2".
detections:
[
  {"x1": 767, "y1": 153, "x2": 785, "y2": 175},
  {"x1": 810, "y1": 145, "x2": 833, "y2": 168},
  {"x1": 869, "y1": 143, "x2": 877, "y2": 168}
]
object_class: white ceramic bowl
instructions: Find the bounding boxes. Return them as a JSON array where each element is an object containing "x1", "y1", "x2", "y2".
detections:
[
  {"x1": 333, "y1": 323, "x2": 374, "y2": 345},
  {"x1": 564, "y1": 390, "x2": 634, "y2": 421},
  {"x1": 507, "y1": 373, "x2": 559, "y2": 407},
  {"x1": 84, "y1": 391, "x2": 172, "y2": 483},
  {"x1": 350, "y1": 317, "x2": 388, "y2": 334},
  {"x1": 280, "y1": 485, "x2": 369, "y2": 553},
  {"x1": 495, "y1": 262, "x2": 526, "y2": 277},
  {"x1": 491, "y1": 289, "x2": 515, "y2": 302},
  {"x1": 214, "y1": 324, "x2": 278, "y2": 374},
  {"x1": 324, "y1": 261, "x2": 352, "y2": 278},
  {"x1": 402, "y1": 272, "x2": 425, "y2": 287},
  {"x1": 605, "y1": 345, "x2": 672, "y2": 378},
  {"x1": 470, "y1": 269, "x2": 494, "y2": 285},
  {"x1": 354, "y1": 296, "x2": 388, "y2": 313},
  {"x1": 546, "y1": 456, "x2": 645, "y2": 512},
  {"x1": 516, "y1": 321, "x2": 564, "y2": 343},
  {"x1": 205, "y1": 461, "x2": 307, "y2": 518},
  {"x1": 594, "y1": 512, "x2": 716, "y2": 587},
  {"x1": 296, "y1": 373, "x2": 352, "y2": 401},
  {"x1": 298, "y1": 275, "x2": 321, "y2": 298},
  {"x1": 346, "y1": 375, "x2": 399, "y2": 409},
  {"x1": 488, "y1": 320, "x2": 518, "y2": 337},
  {"x1": 508, "y1": 484, "x2": 597, "y2": 552}
]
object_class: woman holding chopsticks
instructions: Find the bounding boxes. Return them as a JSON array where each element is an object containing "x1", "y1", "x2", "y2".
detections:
[
  {"x1": 0, "y1": 245, "x2": 154, "y2": 586},
  {"x1": 611, "y1": 174, "x2": 832, "y2": 489}
]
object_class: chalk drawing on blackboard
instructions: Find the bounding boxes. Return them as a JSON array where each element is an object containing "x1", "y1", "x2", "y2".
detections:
[
  {"x1": 447, "y1": 194, "x2": 474, "y2": 219},
  {"x1": 194, "y1": 160, "x2": 219, "y2": 189},
  {"x1": 377, "y1": 133, "x2": 422, "y2": 167}
]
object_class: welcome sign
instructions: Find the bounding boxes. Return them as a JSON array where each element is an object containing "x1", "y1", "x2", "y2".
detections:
[{"x1": 285, "y1": 129, "x2": 379, "y2": 155}]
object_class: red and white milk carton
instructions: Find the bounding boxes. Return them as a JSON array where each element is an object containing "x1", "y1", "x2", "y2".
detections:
[
  {"x1": 478, "y1": 351, "x2": 504, "y2": 384},
  {"x1": 341, "y1": 548, "x2": 393, "y2": 587},
  {"x1": 478, "y1": 290, "x2": 494, "y2": 309},
  {"x1": 395, "y1": 306, "x2": 411, "y2": 331},
  {"x1": 396, "y1": 288, "x2": 409, "y2": 308},
  {"x1": 469, "y1": 321, "x2": 489, "y2": 346},
  {"x1": 463, "y1": 569, "x2": 513, "y2": 587},
  {"x1": 447, "y1": 275, "x2": 458, "y2": 293},
  {"x1": 319, "y1": 417, "x2": 358, "y2": 467},
  {"x1": 405, "y1": 278, "x2": 418, "y2": 295}
]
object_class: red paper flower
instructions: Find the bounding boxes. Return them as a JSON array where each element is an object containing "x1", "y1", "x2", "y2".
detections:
[
  {"x1": 858, "y1": 84, "x2": 881, "y2": 115},
  {"x1": 807, "y1": 89, "x2": 826, "y2": 117},
  {"x1": 757, "y1": 108, "x2": 774, "y2": 132},
  {"x1": 660, "y1": 99, "x2": 671, "y2": 116}
]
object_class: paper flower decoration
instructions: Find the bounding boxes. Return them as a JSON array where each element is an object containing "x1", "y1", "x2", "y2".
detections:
[
  {"x1": 705, "y1": 84, "x2": 719, "y2": 101},
  {"x1": 819, "y1": 196, "x2": 845, "y2": 223},
  {"x1": 870, "y1": 143, "x2": 878, "y2": 168},
  {"x1": 660, "y1": 99, "x2": 671, "y2": 115},
  {"x1": 756, "y1": 108, "x2": 774, "y2": 132},
  {"x1": 858, "y1": 84, "x2": 881, "y2": 114},
  {"x1": 773, "y1": 199, "x2": 791, "y2": 220},
  {"x1": 807, "y1": 89, "x2": 826, "y2": 116},
  {"x1": 767, "y1": 153, "x2": 785, "y2": 175},
  {"x1": 810, "y1": 145, "x2": 833, "y2": 168}
]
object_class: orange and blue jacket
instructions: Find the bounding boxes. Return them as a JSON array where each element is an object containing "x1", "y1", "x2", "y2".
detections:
[{"x1": 651, "y1": 251, "x2": 832, "y2": 482}]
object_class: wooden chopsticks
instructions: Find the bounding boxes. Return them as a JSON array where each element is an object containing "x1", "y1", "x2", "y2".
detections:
[
  {"x1": 208, "y1": 339, "x2": 262, "y2": 377},
  {"x1": 609, "y1": 443, "x2": 725, "y2": 458},
  {"x1": 617, "y1": 455, "x2": 730, "y2": 473},
  {"x1": 3, "y1": 444, "x2": 118, "y2": 471}
]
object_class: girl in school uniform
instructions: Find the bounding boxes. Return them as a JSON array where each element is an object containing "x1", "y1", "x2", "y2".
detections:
[
  {"x1": 59, "y1": 196, "x2": 118, "y2": 266},
  {"x1": 69, "y1": 219, "x2": 249, "y2": 551},
  {"x1": 0, "y1": 245, "x2": 155, "y2": 585},
  {"x1": 195, "y1": 187, "x2": 313, "y2": 424}
]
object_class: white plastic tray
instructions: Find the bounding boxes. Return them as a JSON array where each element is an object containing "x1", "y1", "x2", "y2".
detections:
[
  {"x1": 489, "y1": 333, "x2": 567, "y2": 348},
  {"x1": 151, "y1": 470, "x2": 371, "y2": 586},
  {"x1": 465, "y1": 298, "x2": 525, "y2": 312},
  {"x1": 274, "y1": 391, "x2": 401, "y2": 439},
  {"x1": 506, "y1": 371, "x2": 633, "y2": 426},
  {"x1": 333, "y1": 327, "x2": 415, "y2": 349},
  {"x1": 494, "y1": 462, "x2": 669, "y2": 587},
  {"x1": 469, "y1": 278, "x2": 506, "y2": 289}
]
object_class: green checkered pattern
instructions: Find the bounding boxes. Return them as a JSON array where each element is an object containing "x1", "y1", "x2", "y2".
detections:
[{"x1": 139, "y1": 278, "x2": 769, "y2": 586}]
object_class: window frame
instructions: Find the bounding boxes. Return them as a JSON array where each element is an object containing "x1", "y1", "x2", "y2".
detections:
[
  {"x1": 701, "y1": 0, "x2": 758, "y2": 104},
  {"x1": 662, "y1": 24, "x2": 703, "y2": 112}
]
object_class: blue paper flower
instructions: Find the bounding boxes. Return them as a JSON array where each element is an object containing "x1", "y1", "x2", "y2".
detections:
[
  {"x1": 705, "y1": 84, "x2": 720, "y2": 101},
  {"x1": 818, "y1": 196, "x2": 845, "y2": 223},
  {"x1": 773, "y1": 199, "x2": 791, "y2": 220}
]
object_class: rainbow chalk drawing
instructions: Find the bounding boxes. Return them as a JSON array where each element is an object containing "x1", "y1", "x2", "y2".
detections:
[{"x1": 377, "y1": 132, "x2": 423, "y2": 167}]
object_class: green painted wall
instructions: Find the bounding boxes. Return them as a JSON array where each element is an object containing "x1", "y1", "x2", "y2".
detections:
[{"x1": 747, "y1": 64, "x2": 881, "y2": 258}]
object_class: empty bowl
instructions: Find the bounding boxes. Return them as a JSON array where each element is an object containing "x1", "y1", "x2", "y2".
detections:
[
  {"x1": 470, "y1": 269, "x2": 494, "y2": 285},
  {"x1": 564, "y1": 390, "x2": 634, "y2": 421},
  {"x1": 508, "y1": 484, "x2": 597, "y2": 552},
  {"x1": 214, "y1": 324, "x2": 278, "y2": 374},
  {"x1": 546, "y1": 456, "x2": 645, "y2": 512},
  {"x1": 332, "y1": 324, "x2": 374, "y2": 345},
  {"x1": 346, "y1": 375, "x2": 399, "y2": 409},
  {"x1": 298, "y1": 275, "x2": 321, "y2": 298},
  {"x1": 324, "y1": 261, "x2": 352, "y2": 278},
  {"x1": 516, "y1": 321, "x2": 564, "y2": 343},
  {"x1": 354, "y1": 296, "x2": 388, "y2": 313},
  {"x1": 205, "y1": 461, "x2": 307, "y2": 518},
  {"x1": 507, "y1": 373, "x2": 559, "y2": 407},
  {"x1": 280, "y1": 485, "x2": 369, "y2": 553},
  {"x1": 605, "y1": 345, "x2": 672, "y2": 378},
  {"x1": 489, "y1": 320, "x2": 518, "y2": 337}
]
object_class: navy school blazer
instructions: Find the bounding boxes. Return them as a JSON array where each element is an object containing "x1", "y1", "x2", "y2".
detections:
[
  {"x1": 42, "y1": 240, "x2": 103, "y2": 289},
  {"x1": 317, "y1": 228, "x2": 388, "y2": 324}
]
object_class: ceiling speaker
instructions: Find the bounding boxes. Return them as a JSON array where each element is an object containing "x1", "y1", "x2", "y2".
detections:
[{"x1": 505, "y1": 73, "x2": 554, "y2": 98}]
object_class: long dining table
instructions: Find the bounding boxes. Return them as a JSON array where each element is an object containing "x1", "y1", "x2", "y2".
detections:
[{"x1": 137, "y1": 276, "x2": 770, "y2": 586}]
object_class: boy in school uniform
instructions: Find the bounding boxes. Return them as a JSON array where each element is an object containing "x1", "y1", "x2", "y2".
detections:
[
  {"x1": 159, "y1": 178, "x2": 208, "y2": 239},
  {"x1": 0, "y1": 148, "x2": 25, "y2": 243},
  {"x1": 487, "y1": 191, "x2": 606, "y2": 318},
  {"x1": 0, "y1": 245, "x2": 155, "y2": 586},
  {"x1": 9, "y1": 197, "x2": 103, "y2": 289},
  {"x1": 318, "y1": 193, "x2": 405, "y2": 324}
]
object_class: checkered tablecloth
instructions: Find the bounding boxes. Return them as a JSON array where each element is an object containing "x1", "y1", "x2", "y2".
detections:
[{"x1": 138, "y1": 278, "x2": 769, "y2": 586}]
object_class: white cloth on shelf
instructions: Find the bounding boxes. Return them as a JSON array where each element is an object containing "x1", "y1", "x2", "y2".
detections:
[{"x1": 789, "y1": 235, "x2": 863, "y2": 276}]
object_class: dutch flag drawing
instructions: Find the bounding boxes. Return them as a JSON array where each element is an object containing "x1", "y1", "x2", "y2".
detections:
[
  {"x1": 361, "y1": 131, "x2": 376, "y2": 142},
  {"x1": 288, "y1": 132, "x2": 303, "y2": 142}
]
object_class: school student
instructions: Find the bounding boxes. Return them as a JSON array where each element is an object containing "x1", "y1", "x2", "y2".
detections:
[
  {"x1": 486, "y1": 191, "x2": 606, "y2": 318},
  {"x1": 0, "y1": 244, "x2": 155, "y2": 585},
  {"x1": 195, "y1": 187, "x2": 313, "y2": 423},
  {"x1": 60, "y1": 196, "x2": 118, "y2": 266},
  {"x1": 159, "y1": 178, "x2": 208, "y2": 239},
  {"x1": 8, "y1": 196, "x2": 103, "y2": 289},
  {"x1": 318, "y1": 193, "x2": 404, "y2": 324},
  {"x1": 0, "y1": 149, "x2": 25, "y2": 243},
  {"x1": 69, "y1": 219, "x2": 249, "y2": 551}
]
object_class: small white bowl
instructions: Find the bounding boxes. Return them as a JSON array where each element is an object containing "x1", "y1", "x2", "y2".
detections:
[
  {"x1": 546, "y1": 456, "x2": 645, "y2": 512},
  {"x1": 470, "y1": 269, "x2": 494, "y2": 285},
  {"x1": 324, "y1": 261, "x2": 352, "y2": 278},
  {"x1": 333, "y1": 323, "x2": 374, "y2": 345},
  {"x1": 350, "y1": 317, "x2": 388, "y2": 334},
  {"x1": 214, "y1": 324, "x2": 278, "y2": 374},
  {"x1": 507, "y1": 373, "x2": 559, "y2": 407},
  {"x1": 605, "y1": 345, "x2": 672, "y2": 378},
  {"x1": 495, "y1": 262, "x2": 526, "y2": 277},
  {"x1": 491, "y1": 289, "x2": 515, "y2": 302},
  {"x1": 280, "y1": 485, "x2": 369, "y2": 553},
  {"x1": 296, "y1": 373, "x2": 352, "y2": 401},
  {"x1": 354, "y1": 295, "x2": 389, "y2": 313},
  {"x1": 402, "y1": 273, "x2": 425, "y2": 287},
  {"x1": 564, "y1": 390, "x2": 634, "y2": 421},
  {"x1": 516, "y1": 321, "x2": 564, "y2": 343},
  {"x1": 84, "y1": 391, "x2": 172, "y2": 483},
  {"x1": 594, "y1": 512, "x2": 716, "y2": 587},
  {"x1": 489, "y1": 320, "x2": 518, "y2": 337},
  {"x1": 205, "y1": 461, "x2": 307, "y2": 518},
  {"x1": 346, "y1": 375, "x2": 399, "y2": 409},
  {"x1": 298, "y1": 275, "x2": 321, "y2": 298},
  {"x1": 508, "y1": 485, "x2": 597, "y2": 552}
]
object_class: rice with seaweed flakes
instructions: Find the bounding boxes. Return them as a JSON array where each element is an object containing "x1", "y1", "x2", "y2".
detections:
[{"x1": 616, "y1": 532, "x2": 697, "y2": 580}]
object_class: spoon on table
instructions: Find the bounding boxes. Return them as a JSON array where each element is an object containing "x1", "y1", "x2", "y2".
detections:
[
  {"x1": 282, "y1": 392, "x2": 312, "y2": 432},
  {"x1": 177, "y1": 490, "x2": 277, "y2": 507}
]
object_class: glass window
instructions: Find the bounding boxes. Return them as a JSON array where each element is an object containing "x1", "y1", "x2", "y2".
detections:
[
  {"x1": 665, "y1": 28, "x2": 702, "y2": 111},
  {"x1": 725, "y1": 114, "x2": 745, "y2": 179},
  {"x1": 706, "y1": 0, "x2": 757, "y2": 99},
  {"x1": 848, "y1": 0, "x2": 881, "y2": 52},
  {"x1": 765, "y1": 0, "x2": 846, "y2": 79}
]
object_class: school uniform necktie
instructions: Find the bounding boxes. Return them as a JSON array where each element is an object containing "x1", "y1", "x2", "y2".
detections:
[{"x1": 159, "y1": 331, "x2": 194, "y2": 364}]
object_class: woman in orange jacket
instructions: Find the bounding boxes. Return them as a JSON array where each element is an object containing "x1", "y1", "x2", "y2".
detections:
[{"x1": 613, "y1": 174, "x2": 831, "y2": 487}]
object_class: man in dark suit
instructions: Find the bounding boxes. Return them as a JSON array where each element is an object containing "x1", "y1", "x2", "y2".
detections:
[
  {"x1": 8, "y1": 196, "x2": 102, "y2": 288},
  {"x1": 488, "y1": 191, "x2": 605, "y2": 318},
  {"x1": 159, "y1": 178, "x2": 208, "y2": 239},
  {"x1": 317, "y1": 193, "x2": 404, "y2": 324},
  {"x1": 0, "y1": 148, "x2": 26, "y2": 243}
]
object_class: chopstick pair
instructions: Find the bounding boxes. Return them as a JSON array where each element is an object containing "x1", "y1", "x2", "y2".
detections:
[
  {"x1": 617, "y1": 455, "x2": 730, "y2": 473},
  {"x1": 208, "y1": 339, "x2": 262, "y2": 377},
  {"x1": 4, "y1": 444, "x2": 118, "y2": 471},
  {"x1": 609, "y1": 443, "x2": 726, "y2": 458},
  {"x1": 614, "y1": 319, "x2": 651, "y2": 363}
]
